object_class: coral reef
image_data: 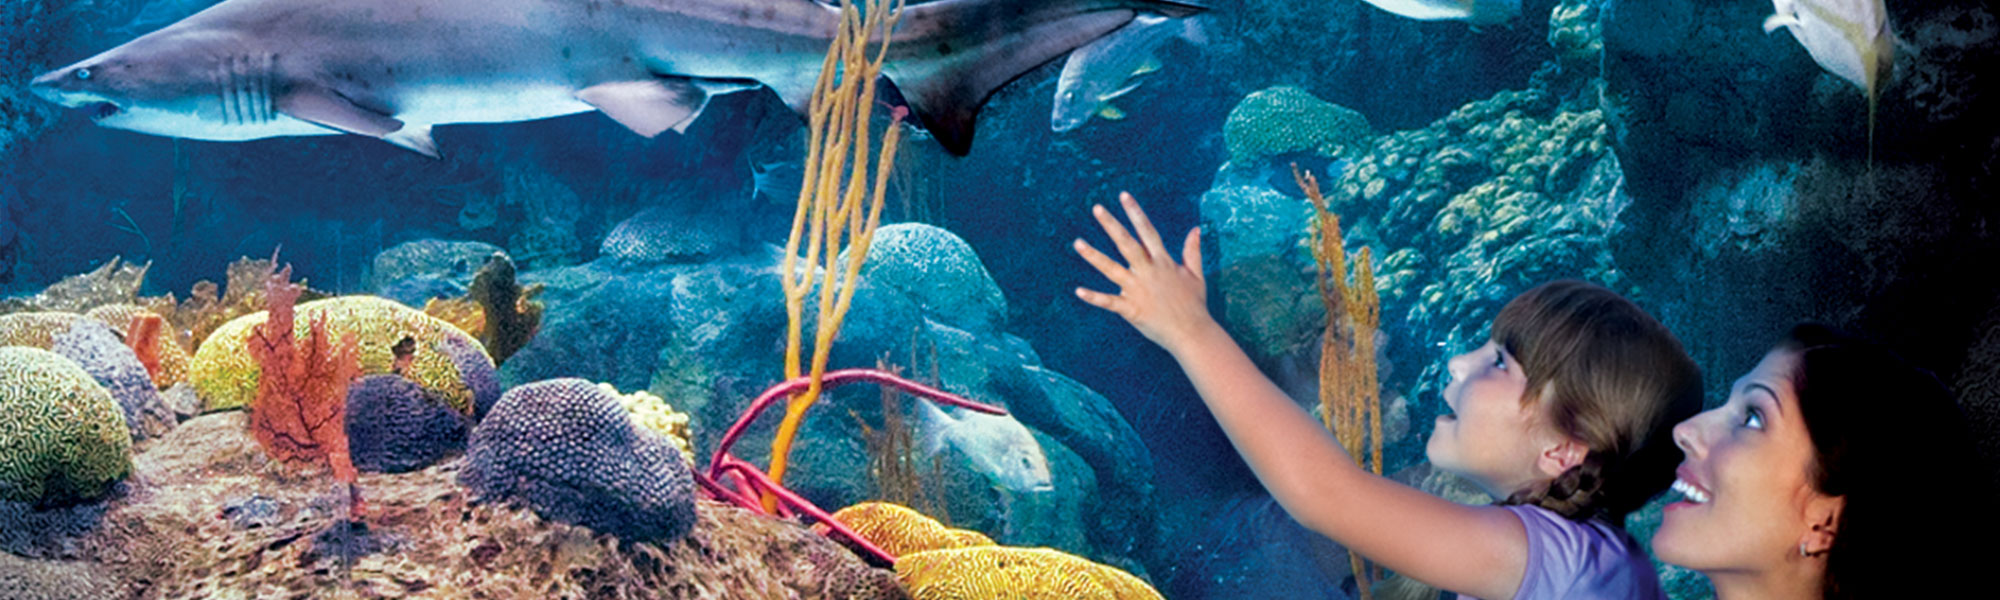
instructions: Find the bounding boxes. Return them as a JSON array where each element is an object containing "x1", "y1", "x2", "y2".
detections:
[
  {"x1": 51, "y1": 320, "x2": 175, "y2": 443},
  {"x1": 1301, "y1": 166, "x2": 1384, "y2": 598},
  {"x1": 463, "y1": 252, "x2": 543, "y2": 365},
  {"x1": 600, "y1": 204, "x2": 746, "y2": 264},
  {"x1": 1224, "y1": 86, "x2": 1373, "y2": 166},
  {"x1": 0, "y1": 311, "x2": 89, "y2": 348},
  {"x1": 245, "y1": 265, "x2": 360, "y2": 487},
  {"x1": 367, "y1": 239, "x2": 505, "y2": 293},
  {"x1": 0, "y1": 347, "x2": 132, "y2": 507},
  {"x1": 345, "y1": 374, "x2": 466, "y2": 474},
  {"x1": 461, "y1": 378, "x2": 697, "y2": 544},
  {"x1": 190, "y1": 296, "x2": 491, "y2": 414},
  {"x1": 852, "y1": 223, "x2": 1009, "y2": 334},
  {"x1": 600, "y1": 382, "x2": 695, "y2": 465},
  {"x1": 895, "y1": 546, "x2": 1162, "y2": 600},
  {"x1": 87, "y1": 304, "x2": 191, "y2": 388},
  {"x1": 829, "y1": 501, "x2": 994, "y2": 558},
  {"x1": 20, "y1": 257, "x2": 149, "y2": 314}
]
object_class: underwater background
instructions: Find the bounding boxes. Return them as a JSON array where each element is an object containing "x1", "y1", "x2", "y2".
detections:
[{"x1": 2, "y1": 0, "x2": 1997, "y2": 598}]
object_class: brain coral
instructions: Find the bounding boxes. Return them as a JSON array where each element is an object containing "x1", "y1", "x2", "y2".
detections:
[
  {"x1": 849, "y1": 223, "x2": 1009, "y2": 334},
  {"x1": 189, "y1": 296, "x2": 494, "y2": 414},
  {"x1": 0, "y1": 347, "x2": 132, "y2": 507},
  {"x1": 346, "y1": 374, "x2": 468, "y2": 474},
  {"x1": 51, "y1": 320, "x2": 175, "y2": 443},
  {"x1": 831, "y1": 501, "x2": 994, "y2": 558},
  {"x1": 0, "y1": 312, "x2": 88, "y2": 349},
  {"x1": 85, "y1": 303, "x2": 192, "y2": 388},
  {"x1": 459, "y1": 378, "x2": 697, "y2": 543},
  {"x1": 1224, "y1": 86, "x2": 1373, "y2": 166},
  {"x1": 895, "y1": 546, "x2": 1163, "y2": 600},
  {"x1": 600, "y1": 205, "x2": 741, "y2": 264},
  {"x1": 596, "y1": 383, "x2": 694, "y2": 465}
]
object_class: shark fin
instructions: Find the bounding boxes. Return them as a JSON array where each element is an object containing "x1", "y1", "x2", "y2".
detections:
[
  {"x1": 383, "y1": 124, "x2": 440, "y2": 158},
  {"x1": 1763, "y1": 13, "x2": 1801, "y2": 33},
  {"x1": 577, "y1": 79, "x2": 709, "y2": 138},
  {"x1": 277, "y1": 88, "x2": 403, "y2": 137}
]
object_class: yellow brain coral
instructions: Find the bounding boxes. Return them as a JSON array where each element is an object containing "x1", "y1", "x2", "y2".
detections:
[
  {"x1": 0, "y1": 312, "x2": 89, "y2": 348},
  {"x1": 832, "y1": 501, "x2": 994, "y2": 558},
  {"x1": 597, "y1": 383, "x2": 695, "y2": 465},
  {"x1": 895, "y1": 546, "x2": 1163, "y2": 600},
  {"x1": 0, "y1": 347, "x2": 133, "y2": 506},
  {"x1": 85, "y1": 303, "x2": 193, "y2": 389},
  {"x1": 189, "y1": 296, "x2": 490, "y2": 414}
]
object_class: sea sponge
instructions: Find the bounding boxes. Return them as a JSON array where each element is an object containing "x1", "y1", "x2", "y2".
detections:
[
  {"x1": 346, "y1": 374, "x2": 467, "y2": 474},
  {"x1": 830, "y1": 501, "x2": 994, "y2": 558},
  {"x1": 0, "y1": 347, "x2": 132, "y2": 507},
  {"x1": 189, "y1": 296, "x2": 494, "y2": 415},
  {"x1": 596, "y1": 383, "x2": 694, "y2": 466},
  {"x1": 459, "y1": 378, "x2": 697, "y2": 544},
  {"x1": 895, "y1": 546, "x2": 1162, "y2": 600},
  {"x1": 85, "y1": 303, "x2": 192, "y2": 388},
  {"x1": 51, "y1": 320, "x2": 175, "y2": 443},
  {"x1": 1224, "y1": 86, "x2": 1373, "y2": 166}
]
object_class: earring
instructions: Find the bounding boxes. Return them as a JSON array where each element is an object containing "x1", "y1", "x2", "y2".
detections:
[{"x1": 1798, "y1": 542, "x2": 1809, "y2": 557}]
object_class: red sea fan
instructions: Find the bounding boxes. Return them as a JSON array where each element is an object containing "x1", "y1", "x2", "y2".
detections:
[{"x1": 246, "y1": 264, "x2": 362, "y2": 484}]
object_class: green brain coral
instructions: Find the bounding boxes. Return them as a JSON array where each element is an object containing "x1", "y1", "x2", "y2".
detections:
[
  {"x1": 1224, "y1": 86, "x2": 1373, "y2": 166},
  {"x1": 0, "y1": 347, "x2": 133, "y2": 506},
  {"x1": 189, "y1": 296, "x2": 491, "y2": 414},
  {"x1": 597, "y1": 383, "x2": 695, "y2": 465}
]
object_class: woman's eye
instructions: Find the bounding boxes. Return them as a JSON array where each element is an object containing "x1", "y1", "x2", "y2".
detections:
[
  {"x1": 1492, "y1": 349, "x2": 1507, "y2": 371},
  {"x1": 1742, "y1": 406, "x2": 1765, "y2": 430}
]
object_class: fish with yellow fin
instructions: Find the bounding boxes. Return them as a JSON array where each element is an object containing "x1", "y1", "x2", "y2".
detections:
[
  {"x1": 1051, "y1": 14, "x2": 1206, "y2": 133},
  {"x1": 1763, "y1": 0, "x2": 1896, "y2": 158},
  {"x1": 1356, "y1": 0, "x2": 1519, "y2": 26}
]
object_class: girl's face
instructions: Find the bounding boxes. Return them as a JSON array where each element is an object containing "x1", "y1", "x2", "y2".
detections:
[
  {"x1": 1652, "y1": 348, "x2": 1841, "y2": 574},
  {"x1": 1426, "y1": 339, "x2": 1560, "y2": 497}
]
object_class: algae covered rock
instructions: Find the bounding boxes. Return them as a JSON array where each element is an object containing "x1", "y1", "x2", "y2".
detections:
[
  {"x1": 460, "y1": 378, "x2": 697, "y2": 544},
  {"x1": 852, "y1": 223, "x2": 1009, "y2": 334},
  {"x1": 1224, "y1": 86, "x2": 1372, "y2": 166},
  {"x1": 0, "y1": 347, "x2": 132, "y2": 507},
  {"x1": 189, "y1": 295, "x2": 497, "y2": 414}
]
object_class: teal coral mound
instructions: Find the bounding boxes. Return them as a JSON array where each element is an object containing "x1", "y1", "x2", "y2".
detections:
[
  {"x1": 851, "y1": 223, "x2": 1008, "y2": 334},
  {"x1": 459, "y1": 378, "x2": 697, "y2": 544},
  {"x1": 189, "y1": 296, "x2": 495, "y2": 415},
  {"x1": 0, "y1": 347, "x2": 132, "y2": 507},
  {"x1": 1224, "y1": 86, "x2": 1373, "y2": 166}
]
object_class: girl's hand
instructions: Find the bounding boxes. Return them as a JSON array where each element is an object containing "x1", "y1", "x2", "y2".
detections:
[{"x1": 1072, "y1": 192, "x2": 1214, "y2": 354}]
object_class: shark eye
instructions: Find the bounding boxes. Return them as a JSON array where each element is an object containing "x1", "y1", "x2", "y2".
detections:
[{"x1": 74, "y1": 68, "x2": 92, "y2": 81}]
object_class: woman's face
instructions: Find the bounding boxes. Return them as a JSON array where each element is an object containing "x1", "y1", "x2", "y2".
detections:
[
  {"x1": 1427, "y1": 339, "x2": 1551, "y2": 497},
  {"x1": 1652, "y1": 348, "x2": 1839, "y2": 573}
]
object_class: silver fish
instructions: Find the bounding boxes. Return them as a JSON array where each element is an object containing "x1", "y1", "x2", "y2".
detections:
[
  {"x1": 1051, "y1": 14, "x2": 1206, "y2": 133},
  {"x1": 919, "y1": 400, "x2": 1055, "y2": 494},
  {"x1": 31, "y1": 0, "x2": 1206, "y2": 157}
]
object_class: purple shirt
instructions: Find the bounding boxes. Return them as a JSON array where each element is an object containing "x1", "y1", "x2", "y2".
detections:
[{"x1": 1457, "y1": 504, "x2": 1665, "y2": 600}]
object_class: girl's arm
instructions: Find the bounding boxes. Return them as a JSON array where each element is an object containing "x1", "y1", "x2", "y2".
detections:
[{"x1": 1072, "y1": 193, "x2": 1529, "y2": 600}]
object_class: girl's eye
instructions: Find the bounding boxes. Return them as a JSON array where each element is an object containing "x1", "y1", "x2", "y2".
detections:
[
  {"x1": 1492, "y1": 349, "x2": 1507, "y2": 371},
  {"x1": 1742, "y1": 406, "x2": 1765, "y2": 430}
]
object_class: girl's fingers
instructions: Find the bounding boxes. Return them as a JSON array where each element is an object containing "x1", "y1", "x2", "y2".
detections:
[
  {"x1": 1092, "y1": 204, "x2": 1148, "y2": 266},
  {"x1": 1119, "y1": 192, "x2": 1168, "y2": 260},
  {"x1": 1183, "y1": 227, "x2": 1204, "y2": 282},
  {"x1": 1074, "y1": 286, "x2": 1128, "y2": 317},
  {"x1": 1073, "y1": 238, "x2": 1133, "y2": 286}
]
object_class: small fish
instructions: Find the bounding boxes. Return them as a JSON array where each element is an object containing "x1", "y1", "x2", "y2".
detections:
[
  {"x1": 919, "y1": 401, "x2": 1055, "y2": 494},
  {"x1": 750, "y1": 160, "x2": 807, "y2": 203},
  {"x1": 1356, "y1": 0, "x2": 1520, "y2": 26},
  {"x1": 1051, "y1": 14, "x2": 1206, "y2": 133},
  {"x1": 1763, "y1": 0, "x2": 1893, "y2": 157}
]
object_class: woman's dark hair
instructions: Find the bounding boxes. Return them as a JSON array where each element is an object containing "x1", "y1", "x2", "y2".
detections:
[
  {"x1": 1490, "y1": 280, "x2": 1704, "y2": 523},
  {"x1": 1778, "y1": 323, "x2": 1990, "y2": 598}
]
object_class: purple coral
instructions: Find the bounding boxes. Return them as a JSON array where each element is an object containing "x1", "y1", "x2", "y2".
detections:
[
  {"x1": 434, "y1": 334, "x2": 501, "y2": 421},
  {"x1": 52, "y1": 320, "x2": 173, "y2": 442},
  {"x1": 345, "y1": 374, "x2": 467, "y2": 473},
  {"x1": 459, "y1": 379, "x2": 696, "y2": 543}
]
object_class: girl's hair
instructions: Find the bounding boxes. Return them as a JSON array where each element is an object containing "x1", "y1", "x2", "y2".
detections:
[
  {"x1": 1489, "y1": 280, "x2": 1703, "y2": 523},
  {"x1": 1777, "y1": 323, "x2": 1989, "y2": 599}
]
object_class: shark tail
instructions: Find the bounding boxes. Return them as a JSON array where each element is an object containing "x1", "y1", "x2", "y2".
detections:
[{"x1": 882, "y1": 0, "x2": 1205, "y2": 155}]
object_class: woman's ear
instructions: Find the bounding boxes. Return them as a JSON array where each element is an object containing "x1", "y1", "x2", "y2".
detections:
[
  {"x1": 1799, "y1": 495, "x2": 1844, "y2": 557},
  {"x1": 1537, "y1": 437, "x2": 1588, "y2": 478}
]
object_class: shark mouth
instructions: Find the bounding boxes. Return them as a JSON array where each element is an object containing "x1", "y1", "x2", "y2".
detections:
[{"x1": 84, "y1": 101, "x2": 121, "y2": 120}]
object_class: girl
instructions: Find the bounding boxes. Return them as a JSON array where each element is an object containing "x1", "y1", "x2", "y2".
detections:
[
  {"x1": 1654, "y1": 324, "x2": 1990, "y2": 598},
  {"x1": 1072, "y1": 193, "x2": 1702, "y2": 599}
]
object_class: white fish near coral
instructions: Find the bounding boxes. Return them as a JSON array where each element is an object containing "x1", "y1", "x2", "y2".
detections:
[
  {"x1": 919, "y1": 400, "x2": 1055, "y2": 494},
  {"x1": 1357, "y1": 0, "x2": 1520, "y2": 26}
]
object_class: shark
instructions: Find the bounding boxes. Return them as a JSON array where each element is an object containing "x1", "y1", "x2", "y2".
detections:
[
  {"x1": 29, "y1": 0, "x2": 1205, "y2": 157},
  {"x1": 1356, "y1": 0, "x2": 1519, "y2": 26}
]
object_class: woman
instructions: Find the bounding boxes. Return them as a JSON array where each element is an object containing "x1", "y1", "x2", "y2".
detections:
[{"x1": 1652, "y1": 323, "x2": 1992, "y2": 598}]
